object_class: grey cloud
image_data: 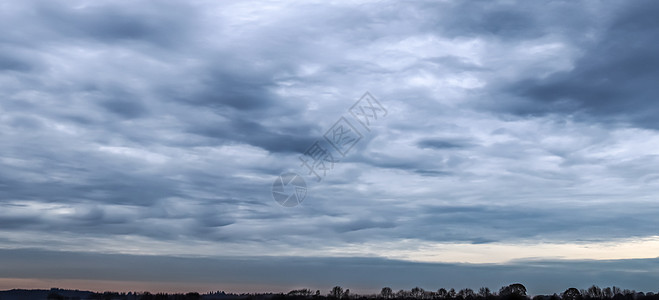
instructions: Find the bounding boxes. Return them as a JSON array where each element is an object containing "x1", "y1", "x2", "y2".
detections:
[
  {"x1": 412, "y1": 0, "x2": 599, "y2": 42},
  {"x1": 188, "y1": 118, "x2": 319, "y2": 154},
  {"x1": 100, "y1": 98, "x2": 147, "y2": 119},
  {"x1": 417, "y1": 138, "x2": 475, "y2": 150},
  {"x1": 333, "y1": 219, "x2": 397, "y2": 233},
  {"x1": 422, "y1": 56, "x2": 489, "y2": 72},
  {"x1": 191, "y1": 67, "x2": 283, "y2": 112},
  {"x1": 441, "y1": 4, "x2": 540, "y2": 39},
  {"x1": 302, "y1": 199, "x2": 659, "y2": 245},
  {"x1": 414, "y1": 169, "x2": 452, "y2": 177},
  {"x1": 95, "y1": 88, "x2": 149, "y2": 119},
  {"x1": 0, "y1": 50, "x2": 36, "y2": 72},
  {"x1": 6, "y1": 115, "x2": 44, "y2": 130},
  {"x1": 36, "y1": 1, "x2": 195, "y2": 46},
  {"x1": 505, "y1": 1, "x2": 659, "y2": 129}
]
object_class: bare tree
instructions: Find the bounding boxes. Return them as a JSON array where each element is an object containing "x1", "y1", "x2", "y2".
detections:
[
  {"x1": 288, "y1": 289, "x2": 314, "y2": 297},
  {"x1": 381, "y1": 287, "x2": 394, "y2": 299},
  {"x1": 412, "y1": 287, "x2": 426, "y2": 299},
  {"x1": 478, "y1": 288, "x2": 492, "y2": 298},
  {"x1": 458, "y1": 289, "x2": 475, "y2": 299},
  {"x1": 330, "y1": 286, "x2": 344, "y2": 299},
  {"x1": 603, "y1": 288, "x2": 613, "y2": 299},
  {"x1": 587, "y1": 286, "x2": 603, "y2": 299}
]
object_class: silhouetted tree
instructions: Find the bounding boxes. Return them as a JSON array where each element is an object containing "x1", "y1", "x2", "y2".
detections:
[
  {"x1": 331, "y1": 286, "x2": 345, "y2": 299},
  {"x1": 381, "y1": 287, "x2": 394, "y2": 299},
  {"x1": 603, "y1": 288, "x2": 613, "y2": 299},
  {"x1": 289, "y1": 289, "x2": 315, "y2": 297},
  {"x1": 437, "y1": 289, "x2": 449, "y2": 299},
  {"x1": 184, "y1": 292, "x2": 201, "y2": 300},
  {"x1": 412, "y1": 287, "x2": 426, "y2": 299},
  {"x1": 500, "y1": 284, "x2": 527, "y2": 300},
  {"x1": 587, "y1": 286, "x2": 603, "y2": 299},
  {"x1": 500, "y1": 284, "x2": 527, "y2": 297},
  {"x1": 458, "y1": 289, "x2": 475, "y2": 300},
  {"x1": 563, "y1": 288, "x2": 582, "y2": 300},
  {"x1": 449, "y1": 289, "x2": 457, "y2": 299},
  {"x1": 478, "y1": 288, "x2": 492, "y2": 298}
]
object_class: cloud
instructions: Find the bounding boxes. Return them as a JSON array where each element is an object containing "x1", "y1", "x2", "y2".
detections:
[
  {"x1": 417, "y1": 138, "x2": 475, "y2": 150},
  {"x1": 504, "y1": 1, "x2": 659, "y2": 129}
]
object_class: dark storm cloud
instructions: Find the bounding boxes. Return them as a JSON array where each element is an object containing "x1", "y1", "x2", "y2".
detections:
[
  {"x1": 94, "y1": 87, "x2": 149, "y2": 119},
  {"x1": 408, "y1": 203, "x2": 659, "y2": 243},
  {"x1": 188, "y1": 116, "x2": 319, "y2": 153},
  {"x1": 18, "y1": 0, "x2": 195, "y2": 46},
  {"x1": 417, "y1": 138, "x2": 474, "y2": 150},
  {"x1": 412, "y1": 0, "x2": 598, "y2": 43},
  {"x1": 0, "y1": 135, "x2": 183, "y2": 206},
  {"x1": 190, "y1": 67, "x2": 282, "y2": 111},
  {"x1": 304, "y1": 201, "x2": 659, "y2": 245},
  {"x1": 333, "y1": 219, "x2": 396, "y2": 233},
  {"x1": 0, "y1": 48, "x2": 36, "y2": 72},
  {"x1": 506, "y1": 1, "x2": 659, "y2": 129},
  {"x1": 439, "y1": 3, "x2": 540, "y2": 39}
]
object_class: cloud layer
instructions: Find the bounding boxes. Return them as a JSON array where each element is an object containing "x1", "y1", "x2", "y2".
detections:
[
  {"x1": 2, "y1": 248, "x2": 659, "y2": 294},
  {"x1": 1, "y1": 0, "x2": 659, "y2": 292}
]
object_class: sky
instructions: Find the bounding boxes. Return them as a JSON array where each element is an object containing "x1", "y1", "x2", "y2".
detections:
[{"x1": 1, "y1": 0, "x2": 659, "y2": 295}]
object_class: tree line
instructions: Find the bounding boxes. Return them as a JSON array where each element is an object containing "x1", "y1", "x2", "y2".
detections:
[
  {"x1": 279, "y1": 284, "x2": 659, "y2": 300},
  {"x1": 16, "y1": 283, "x2": 659, "y2": 300}
]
